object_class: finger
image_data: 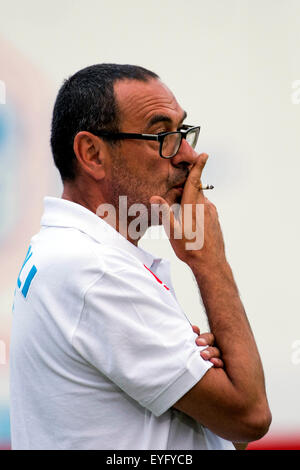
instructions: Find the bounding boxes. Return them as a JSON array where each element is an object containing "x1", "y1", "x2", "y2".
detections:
[
  {"x1": 150, "y1": 196, "x2": 175, "y2": 240},
  {"x1": 196, "y1": 332, "x2": 214, "y2": 347},
  {"x1": 181, "y1": 153, "x2": 209, "y2": 205},
  {"x1": 200, "y1": 346, "x2": 221, "y2": 360},
  {"x1": 191, "y1": 325, "x2": 200, "y2": 335},
  {"x1": 209, "y1": 358, "x2": 224, "y2": 368}
]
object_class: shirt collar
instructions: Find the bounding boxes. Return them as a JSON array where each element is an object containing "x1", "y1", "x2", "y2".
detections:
[{"x1": 41, "y1": 197, "x2": 160, "y2": 268}]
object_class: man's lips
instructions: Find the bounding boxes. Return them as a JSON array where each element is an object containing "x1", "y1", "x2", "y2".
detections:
[
  {"x1": 172, "y1": 181, "x2": 186, "y2": 196},
  {"x1": 173, "y1": 186, "x2": 183, "y2": 194}
]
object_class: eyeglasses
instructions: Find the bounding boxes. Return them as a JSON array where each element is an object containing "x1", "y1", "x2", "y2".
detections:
[{"x1": 89, "y1": 125, "x2": 200, "y2": 159}]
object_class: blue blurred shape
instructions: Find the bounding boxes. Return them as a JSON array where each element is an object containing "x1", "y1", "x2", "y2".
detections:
[{"x1": 0, "y1": 406, "x2": 11, "y2": 448}]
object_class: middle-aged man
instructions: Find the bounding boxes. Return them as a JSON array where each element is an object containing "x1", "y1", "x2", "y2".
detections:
[{"x1": 10, "y1": 63, "x2": 272, "y2": 450}]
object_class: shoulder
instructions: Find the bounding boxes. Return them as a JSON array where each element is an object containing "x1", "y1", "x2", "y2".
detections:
[{"x1": 29, "y1": 226, "x2": 149, "y2": 292}]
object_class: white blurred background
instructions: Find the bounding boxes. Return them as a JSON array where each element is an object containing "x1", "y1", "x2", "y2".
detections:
[{"x1": 0, "y1": 0, "x2": 299, "y2": 449}]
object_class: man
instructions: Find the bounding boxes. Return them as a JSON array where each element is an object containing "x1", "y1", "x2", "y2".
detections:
[{"x1": 10, "y1": 64, "x2": 271, "y2": 450}]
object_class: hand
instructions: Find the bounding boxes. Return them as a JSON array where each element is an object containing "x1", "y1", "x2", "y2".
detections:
[
  {"x1": 191, "y1": 324, "x2": 223, "y2": 368},
  {"x1": 150, "y1": 153, "x2": 226, "y2": 267}
]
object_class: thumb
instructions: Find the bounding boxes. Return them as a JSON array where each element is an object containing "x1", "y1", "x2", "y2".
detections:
[{"x1": 191, "y1": 324, "x2": 200, "y2": 335}]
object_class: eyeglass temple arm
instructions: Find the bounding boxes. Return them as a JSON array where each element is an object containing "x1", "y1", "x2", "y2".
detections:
[{"x1": 92, "y1": 131, "x2": 159, "y2": 142}]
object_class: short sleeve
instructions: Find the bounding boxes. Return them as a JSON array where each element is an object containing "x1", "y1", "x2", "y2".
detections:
[{"x1": 72, "y1": 263, "x2": 213, "y2": 416}]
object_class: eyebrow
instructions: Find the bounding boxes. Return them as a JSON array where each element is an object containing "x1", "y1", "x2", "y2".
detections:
[{"x1": 146, "y1": 110, "x2": 187, "y2": 130}]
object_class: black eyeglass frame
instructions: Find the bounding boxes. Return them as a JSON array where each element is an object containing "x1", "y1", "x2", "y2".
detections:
[{"x1": 89, "y1": 124, "x2": 201, "y2": 159}]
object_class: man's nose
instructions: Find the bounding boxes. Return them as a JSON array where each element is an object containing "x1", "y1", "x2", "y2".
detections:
[{"x1": 170, "y1": 138, "x2": 198, "y2": 168}]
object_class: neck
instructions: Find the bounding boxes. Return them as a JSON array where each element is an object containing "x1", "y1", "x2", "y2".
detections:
[{"x1": 62, "y1": 181, "x2": 142, "y2": 247}]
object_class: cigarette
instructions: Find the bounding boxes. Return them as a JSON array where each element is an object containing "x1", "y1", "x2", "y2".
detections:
[{"x1": 200, "y1": 184, "x2": 214, "y2": 190}]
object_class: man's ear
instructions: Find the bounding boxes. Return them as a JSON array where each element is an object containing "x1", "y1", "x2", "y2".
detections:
[{"x1": 73, "y1": 131, "x2": 108, "y2": 181}]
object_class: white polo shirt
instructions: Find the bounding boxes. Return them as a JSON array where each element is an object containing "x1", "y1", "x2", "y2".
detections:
[{"x1": 10, "y1": 197, "x2": 234, "y2": 450}]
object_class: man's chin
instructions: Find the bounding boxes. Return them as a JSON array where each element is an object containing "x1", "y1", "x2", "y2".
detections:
[{"x1": 165, "y1": 191, "x2": 182, "y2": 206}]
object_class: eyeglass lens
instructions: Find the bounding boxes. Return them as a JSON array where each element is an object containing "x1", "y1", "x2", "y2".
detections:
[
  {"x1": 161, "y1": 128, "x2": 198, "y2": 158},
  {"x1": 161, "y1": 133, "x2": 182, "y2": 158},
  {"x1": 186, "y1": 129, "x2": 198, "y2": 148}
]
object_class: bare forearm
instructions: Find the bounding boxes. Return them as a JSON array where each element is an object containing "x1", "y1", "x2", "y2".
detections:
[
  {"x1": 152, "y1": 153, "x2": 271, "y2": 436},
  {"x1": 189, "y1": 258, "x2": 266, "y2": 403}
]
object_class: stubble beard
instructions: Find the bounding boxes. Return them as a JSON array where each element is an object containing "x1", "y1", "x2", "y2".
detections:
[
  {"x1": 109, "y1": 152, "x2": 185, "y2": 236},
  {"x1": 109, "y1": 155, "x2": 157, "y2": 236}
]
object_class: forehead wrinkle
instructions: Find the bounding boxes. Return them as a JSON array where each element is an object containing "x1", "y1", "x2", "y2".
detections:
[
  {"x1": 125, "y1": 95, "x2": 177, "y2": 121},
  {"x1": 146, "y1": 109, "x2": 187, "y2": 130},
  {"x1": 143, "y1": 97, "x2": 180, "y2": 121},
  {"x1": 116, "y1": 83, "x2": 182, "y2": 130}
]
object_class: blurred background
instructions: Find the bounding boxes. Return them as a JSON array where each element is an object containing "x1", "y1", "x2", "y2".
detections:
[{"x1": 1, "y1": 0, "x2": 300, "y2": 450}]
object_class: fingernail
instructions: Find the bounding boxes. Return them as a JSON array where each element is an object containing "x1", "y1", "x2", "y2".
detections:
[
  {"x1": 196, "y1": 338, "x2": 207, "y2": 346},
  {"x1": 201, "y1": 350, "x2": 209, "y2": 358}
]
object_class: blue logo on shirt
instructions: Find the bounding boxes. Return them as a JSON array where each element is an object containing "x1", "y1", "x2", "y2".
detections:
[{"x1": 16, "y1": 245, "x2": 37, "y2": 298}]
